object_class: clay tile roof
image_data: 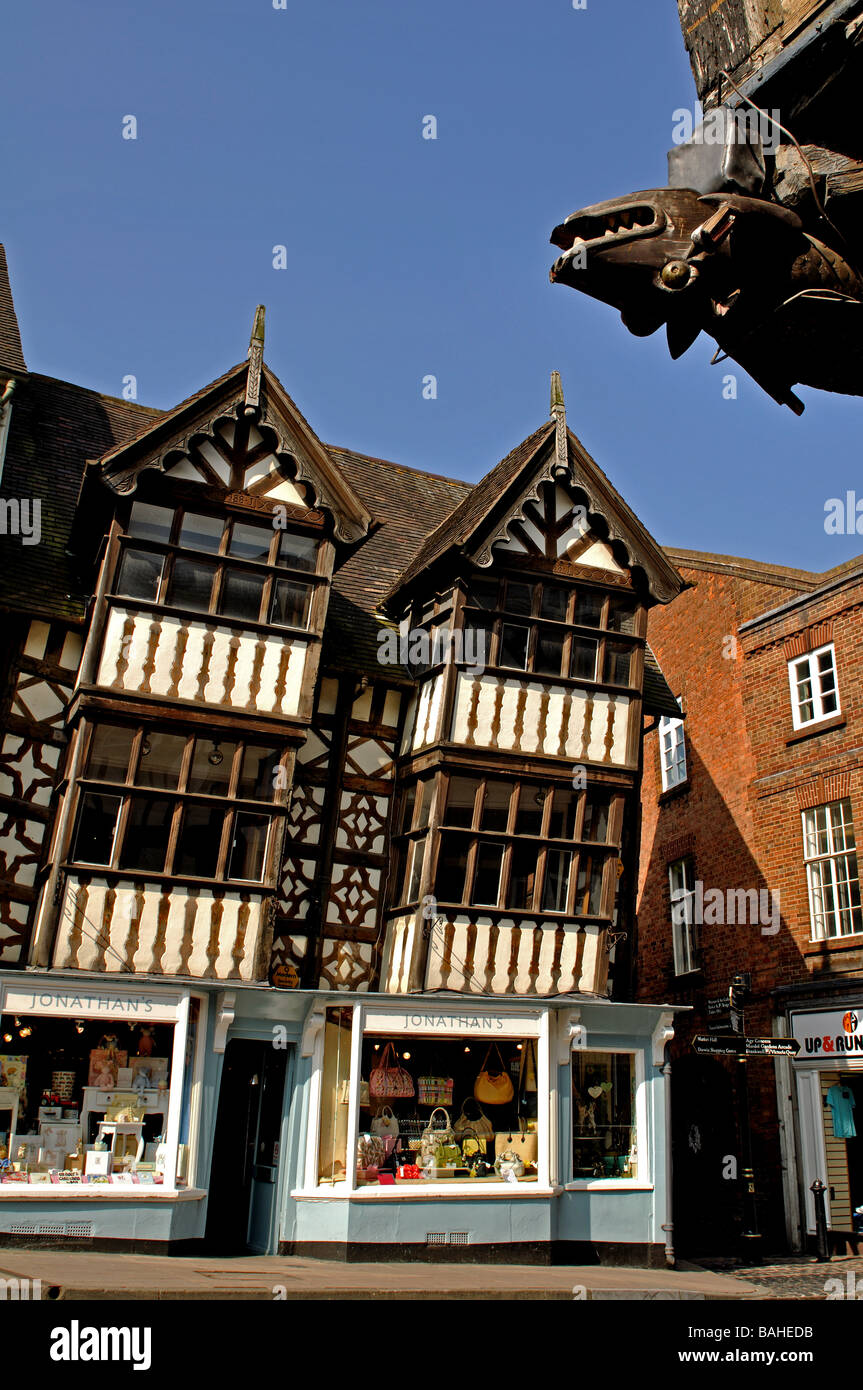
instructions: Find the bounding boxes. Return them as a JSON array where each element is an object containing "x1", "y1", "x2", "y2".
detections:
[
  {"x1": 0, "y1": 244, "x2": 27, "y2": 375},
  {"x1": 0, "y1": 375, "x2": 160, "y2": 620},
  {"x1": 387, "y1": 420, "x2": 555, "y2": 598},
  {"x1": 643, "y1": 646, "x2": 683, "y2": 720},
  {"x1": 322, "y1": 445, "x2": 472, "y2": 671},
  {"x1": 98, "y1": 361, "x2": 247, "y2": 467}
]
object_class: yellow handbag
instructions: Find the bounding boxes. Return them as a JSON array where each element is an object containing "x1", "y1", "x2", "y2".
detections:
[{"x1": 473, "y1": 1044, "x2": 515, "y2": 1106}]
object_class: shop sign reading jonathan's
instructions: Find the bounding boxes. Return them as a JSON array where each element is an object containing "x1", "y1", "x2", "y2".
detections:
[{"x1": 791, "y1": 1008, "x2": 863, "y2": 1057}]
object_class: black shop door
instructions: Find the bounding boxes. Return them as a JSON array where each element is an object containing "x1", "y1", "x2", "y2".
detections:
[{"x1": 205, "y1": 1039, "x2": 289, "y2": 1253}]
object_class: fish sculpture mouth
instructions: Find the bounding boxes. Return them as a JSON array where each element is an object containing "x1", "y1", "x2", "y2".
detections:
[{"x1": 550, "y1": 197, "x2": 667, "y2": 277}]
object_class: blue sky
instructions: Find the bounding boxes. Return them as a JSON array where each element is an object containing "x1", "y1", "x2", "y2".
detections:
[{"x1": 4, "y1": 0, "x2": 861, "y2": 570}]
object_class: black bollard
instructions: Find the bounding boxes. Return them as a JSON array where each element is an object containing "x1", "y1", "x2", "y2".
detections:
[{"x1": 810, "y1": 1179, "x2": 830, "y2": 1261}]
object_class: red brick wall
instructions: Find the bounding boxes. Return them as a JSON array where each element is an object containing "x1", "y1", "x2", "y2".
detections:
[{"x1": 635, "y1": 558, "x2": 863, "y2": 1250}]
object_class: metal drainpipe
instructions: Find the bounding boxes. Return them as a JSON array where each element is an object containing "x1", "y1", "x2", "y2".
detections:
[
  {"x1": 662, "y1": 1044, "x2": 675, "y2": 1268},
  {"x1": 0, "y1": 378, "x2": 16, "y2": 486}
]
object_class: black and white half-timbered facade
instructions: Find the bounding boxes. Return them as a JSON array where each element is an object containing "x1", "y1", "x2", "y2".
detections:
[{"x1": 0, "y1": 246, "x2": 685, "y2": 1262}]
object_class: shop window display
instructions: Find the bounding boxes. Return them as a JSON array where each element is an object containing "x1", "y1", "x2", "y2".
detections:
[
  {"x1": 571, "y1": 1051, "x2": 637, "y2": 1180},
  {"x1": 0, "y1": 1016, "x2": 182, "y2": 1188},
  {"x1": 350, "y1": 1034, "x2": 539, "y2": 1185}
]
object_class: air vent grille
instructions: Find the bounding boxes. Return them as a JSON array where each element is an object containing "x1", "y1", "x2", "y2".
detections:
[{"x1": 3, "y1": 1221, "x2": 92, "y2": 1239}]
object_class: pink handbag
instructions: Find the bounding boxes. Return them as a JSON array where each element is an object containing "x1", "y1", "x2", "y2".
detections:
[{"x1": 369, "y1": 1043, "x2": 415, "y2": 1099}]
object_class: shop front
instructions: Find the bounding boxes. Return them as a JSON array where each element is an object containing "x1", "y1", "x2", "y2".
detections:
[
  {"x1": 788, "y1": 1001, "x2": 863, "y2": 1253},
  {"x1": 280, "y1": 994, "x2": 675, "y2": 1264},
  {"x1": 0, "y1": 976, "x2": 675, "y2": 1262},
  {"x1": 0, "y1": 971, "x2": 210, "y2": 1250}
]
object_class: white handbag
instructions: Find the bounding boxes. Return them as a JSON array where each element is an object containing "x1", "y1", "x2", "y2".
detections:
[
  {"x1": 419, "y1": 1107, "x2": 454, "y2": 1164},
  {"x1": 370, "y1": 1105, "x2": 399, "y2": 1140},
  {"x1": 494, "y1": 1150, "x2": 525, "y2": 1180}
]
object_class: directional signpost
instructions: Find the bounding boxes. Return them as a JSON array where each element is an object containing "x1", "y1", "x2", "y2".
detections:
[
  {"x1": 693, "y1": 1035, "x2": 801, "y2": 1058},
  {"x1": 690, "y1": 974, "x2": 796, "y2": 1263},
  {"x1": 706, "y1": 996, "x2": 732, "y2": 1033}
]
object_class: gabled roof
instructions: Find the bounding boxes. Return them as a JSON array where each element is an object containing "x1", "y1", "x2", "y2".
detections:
[
  {"x1": 98, "y1": 360, "x2": 248, "y2": 473},
  {"x1": 0, "y1": 244, "x2": 27, "y2": 376},
  {"x1": 389, "y1": 422, "x2": 555, "y2": 596},
  {"x1": 385, "y1": 410, "x2": 685, "y2": 608},
  {"x1": 96, "y1": 357, "x2": 374, "y2": 545},
  {"x1": 563, "y1": 426, "x2": 685, "y2": 604},
  {"x1": 323, "y1": 445, "x2": 472, "y2": 671}
]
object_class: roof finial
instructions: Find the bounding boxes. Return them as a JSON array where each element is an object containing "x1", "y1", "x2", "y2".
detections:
[
  {"x1": 550, "y1": 370, "x2": 568, "y2": 473},
  {"x1": 244, "y1": 305, "x2": 265, "y2": 416},
  {"x1": 248, "y1": 305, "x2": 266, "y2": 357}
]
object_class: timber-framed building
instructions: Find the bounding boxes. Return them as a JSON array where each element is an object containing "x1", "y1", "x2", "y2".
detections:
[{"x1": 0, "y1": 246, "x2": 685, "y2": 1261}]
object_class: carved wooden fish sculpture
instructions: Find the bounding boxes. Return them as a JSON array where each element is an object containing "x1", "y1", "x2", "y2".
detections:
[{"x1": 550, "y1": 187, "x2": 863, "y2": 413}]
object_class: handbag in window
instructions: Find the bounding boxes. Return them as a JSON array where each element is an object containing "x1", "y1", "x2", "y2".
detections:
[
  {"x1": 494, "y1": 1150, "x2": 525, "y2": 1180},
  {"x1": 453, "y1": 1097, "x2": 493, "y2": 1139},
  {"x1": 494, "y1": 1121, "x2": 538, "y2": 1164},
  {"x1": 517, "y1": 1040, "x2": 538, "y2": 1119},
  {"x1": 369, "y1": 1043, "x2": 415, "y2": 1100},
  {"x1": 458, "y1": 1127, "x2": 488, "y2": 1165},
  {"x1": 418, "y1": 1076, "x2": 454, "y2": 1106},
  {"x1": 434, "y1": 1141, "x2": 462, "y2": 1167},
  {"x1": 370, "y1": 1105, "x2": 400, "y2": 1140},
  {"x1": 357, "y1": 1134, "x2": 385, "y2": 1169},
  {"x1": 474, "y1": 1043, "x2": 515, "y2": 1106},
  {"x1": 419, "y1": 1107, "x2": 455, "y2": 1164}
]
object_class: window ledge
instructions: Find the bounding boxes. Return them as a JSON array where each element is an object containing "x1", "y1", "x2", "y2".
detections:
[
  {"x1": 564, "y1": 1180, "x2": 653, "y2": 1192},
  {"x1": 0, "y1": 1187, "x2": 206, "y2": 1201},
  {"x1": 658, "y1": 781, "x2": 689, "y2": 807},
  {"x1": 786, "y1": 715, "x2": 845, "y2": 745},
  {"x1": 291, "y1": 1185, "x2": 560, "y2": 1201},
  {"x1": 803, "y1": 934, "x2": 863, "y2": 956}
]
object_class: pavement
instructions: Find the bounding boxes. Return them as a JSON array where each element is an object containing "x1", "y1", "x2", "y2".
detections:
[
  {"x1": 696, "y1": 1254, "x2": 863, "y2": 1301},
  {"x1": 0, "y1": 1247, "x2": 857, "y2": 1300},
  {"x1": 0, "y1": 1249, "x2": 760, "y2": 1300}
]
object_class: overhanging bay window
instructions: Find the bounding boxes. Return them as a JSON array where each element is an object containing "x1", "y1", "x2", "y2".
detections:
[
  {"x1": 463, "y1": 573, "x2": 641, "y2": 686},
  {"x1": 430, "y1": 776, "x2": 622, "y2": 919},
  {"x1": 304, "y1": 1004, "x2": 550, "y2": 1195},
  {"x1": 70, "y1": 720, "x2": 287, "y2": 884},
  {"x1": 115, "y1": 500, "x2": 324, "y2": 631},
  {"x1": 390, "y1": 776, "x2": 436, "y2": 908}
]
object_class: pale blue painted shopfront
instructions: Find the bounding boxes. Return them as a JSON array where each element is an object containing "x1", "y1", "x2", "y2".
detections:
[{"x1": 0, "y1": 971, "x2": 677, "y2": 1263}]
